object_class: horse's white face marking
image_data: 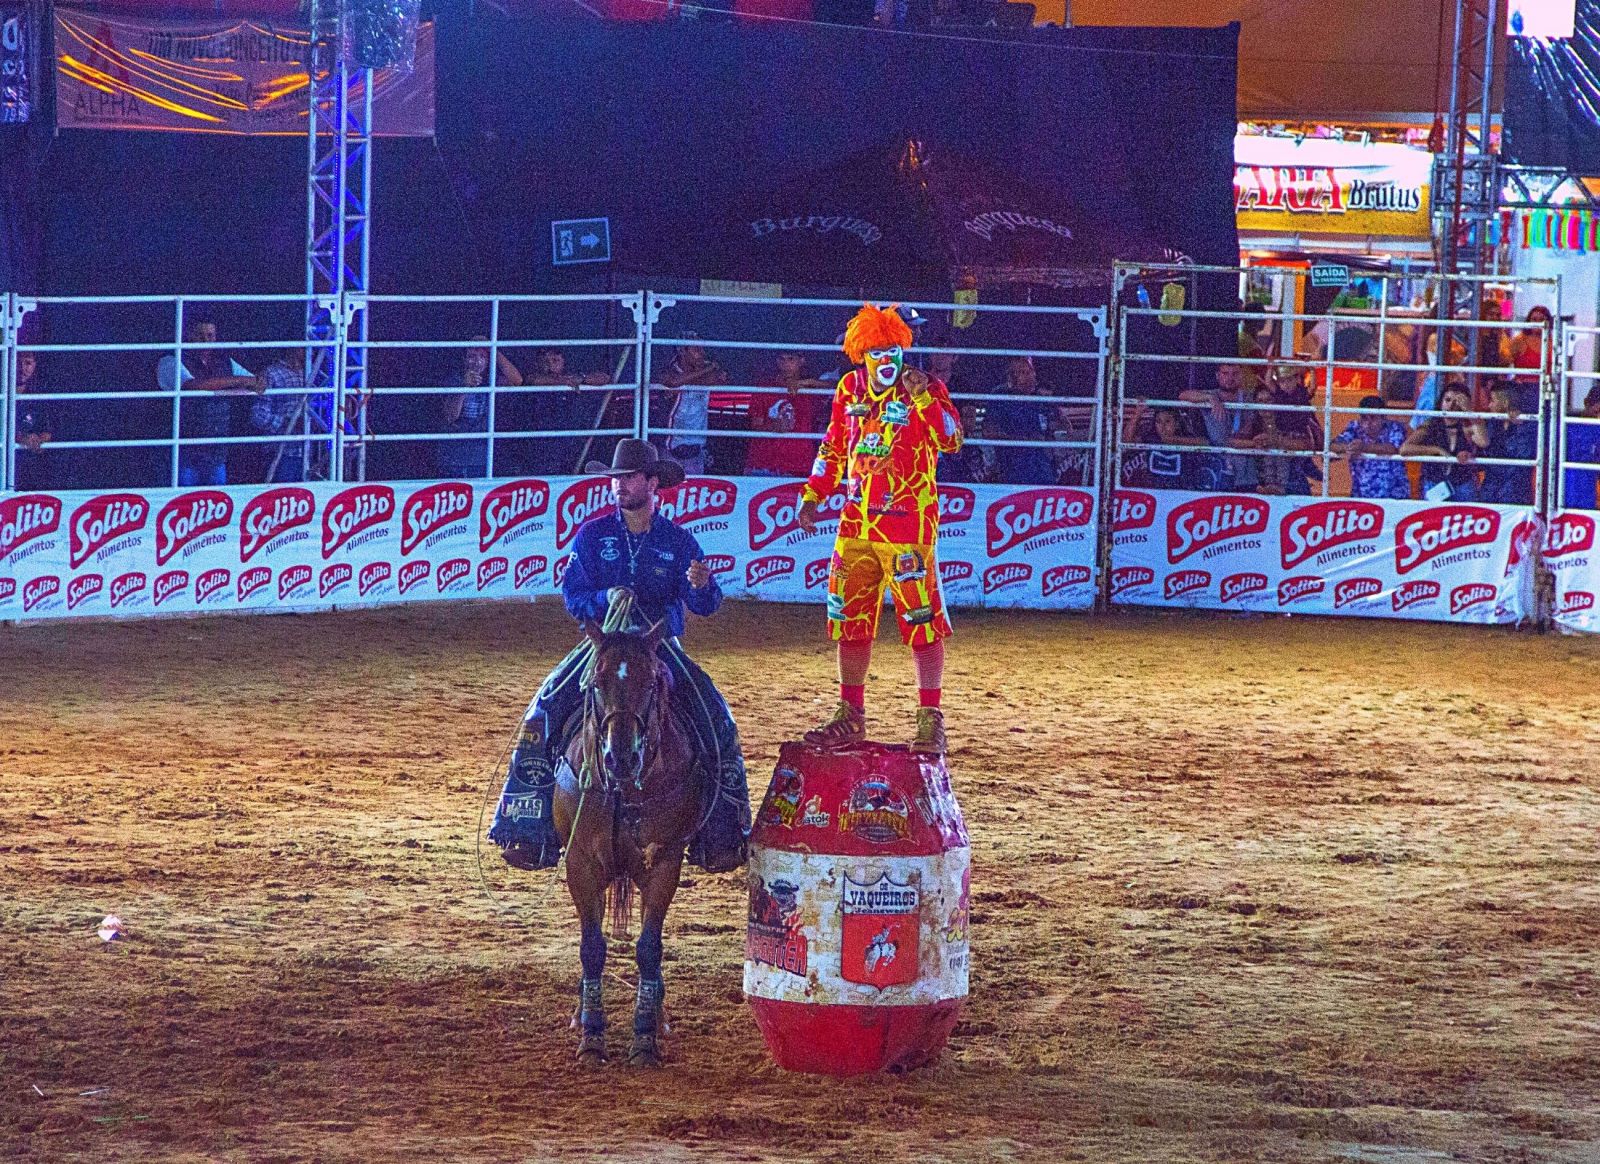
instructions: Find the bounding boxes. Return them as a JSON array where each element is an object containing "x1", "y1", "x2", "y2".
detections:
[{"x1": 616, "y1": 661, "x2": 628, "y2": 681}]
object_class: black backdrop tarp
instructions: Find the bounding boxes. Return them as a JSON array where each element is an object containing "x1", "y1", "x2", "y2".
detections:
[
  {"x1": 1505, "y1": 0, "x2": 1600, "y2": 172},
  {"x1": 11, "y1": 9, "x2": 1239, "y2": 299}
]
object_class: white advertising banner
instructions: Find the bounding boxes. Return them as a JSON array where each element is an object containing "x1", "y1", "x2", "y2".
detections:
[
  {"x1": 1545, "y1": 510, "x2": 1600, "y2": 633},
  {"x1": 0, "y1": 477, "x2": 1099, "y2": 621},
  {"x1": 1108, "y1": 490, "x2": 1540, "y2": 624}
]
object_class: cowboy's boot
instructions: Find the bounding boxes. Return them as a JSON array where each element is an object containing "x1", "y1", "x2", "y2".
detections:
[
  {"x1": 488, "y1": 715, "x2": 562, "y2": 870},
  {"x1": 803, "y1": 701, "x2": 866, "y2": 749},
  {"x1": 690, "y1": 759, "x2": 751, "y2": 874},
  {"x1": 911, "y1": 707, "x2": 947, "y2": 756}
]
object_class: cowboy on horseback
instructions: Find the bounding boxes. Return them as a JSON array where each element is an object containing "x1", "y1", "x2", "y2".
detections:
[{"x1": 488, "y1": 438, "x2": 751, "y2": 875}]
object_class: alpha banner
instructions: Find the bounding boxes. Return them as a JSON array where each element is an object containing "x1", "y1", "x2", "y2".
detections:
[
  {"x1": 1108, "y1": 490, "x2": 1540, "y2": 625},
  {"x1": 53, "y1": 8, "x2": 434, "y2": 136},
  {"x1": 0, "y1": 478, "x2": 1098, "y2": 622},
  {"x1": 1234, "y1": 135, "x2": 1433, "y2": 240}
]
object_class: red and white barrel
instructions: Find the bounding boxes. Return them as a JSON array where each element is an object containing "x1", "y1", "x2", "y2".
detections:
[{"x1": 744, "y1": 740, "x2": 970, "y2": 1076}]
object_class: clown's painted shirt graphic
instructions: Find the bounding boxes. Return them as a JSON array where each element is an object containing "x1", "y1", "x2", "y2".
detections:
[{"x1": 801, "y1": 367, "x2": 963, "y2": 545}]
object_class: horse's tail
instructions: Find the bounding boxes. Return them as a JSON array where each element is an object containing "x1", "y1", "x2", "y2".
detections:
[{"x1": 607, "y1": 875, "x2": 635, "y2": 940}]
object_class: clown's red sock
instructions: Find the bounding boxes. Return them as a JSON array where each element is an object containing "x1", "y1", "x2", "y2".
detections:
[
  {"x1": 838, "y1": 639, "x2": 872, "y2": 711},
  {"x1": 912, "y1": 639, "x2": 944, "y2": 708}
]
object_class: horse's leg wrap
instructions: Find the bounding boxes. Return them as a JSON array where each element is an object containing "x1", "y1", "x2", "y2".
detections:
[
  {"x1": 578, "y1": 977, "x2": 606, "y2": 1037},
  {"x1": 633, "y1": 977, "x2": 665, "y2": 1037}
]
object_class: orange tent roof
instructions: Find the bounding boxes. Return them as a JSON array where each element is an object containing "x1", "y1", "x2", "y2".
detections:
[{"x1": 1068, "y1": 0, "x2": 1487, "y2": 121}]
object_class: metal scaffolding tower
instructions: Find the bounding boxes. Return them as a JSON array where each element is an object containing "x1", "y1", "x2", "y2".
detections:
[
  {"x1": 305, "y1": 0, "x2": 373, "y2": 481},
  {"x1": 1433, "y1": 0, "x2": 1501, "y2": 319}
]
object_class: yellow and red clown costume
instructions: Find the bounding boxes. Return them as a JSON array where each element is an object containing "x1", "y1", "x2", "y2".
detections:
[{"x1": 800, "y1": 304, "x2": 963, "y2": 752}]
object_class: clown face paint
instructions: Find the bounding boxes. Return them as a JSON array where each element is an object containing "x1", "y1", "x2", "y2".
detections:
[{"x1": 865, "y1": 346, "x2": 903, "y2": 390}]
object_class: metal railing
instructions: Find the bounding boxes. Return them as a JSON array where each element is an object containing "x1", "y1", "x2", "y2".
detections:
[
  {"x1": 1110, "y1": 264, "x2": 1559, "y2": 511},
  {"x1": 1557, "y1": 324, "x2": 1600, "y2": 512}
]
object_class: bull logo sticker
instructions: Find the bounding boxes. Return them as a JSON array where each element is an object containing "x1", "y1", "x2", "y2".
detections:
[
  {"x1": 839, "y1": 778, "x2": 910, "y2": 843},
  {"x1": 760, "y1": 766, "x2": 804, "y2": 828},
  {"x1": 747, "y1": 877, "x2": 807, "y2": 977},
  {"x1": 841, "y1": 872, "x2": 919, "y2": 988}
]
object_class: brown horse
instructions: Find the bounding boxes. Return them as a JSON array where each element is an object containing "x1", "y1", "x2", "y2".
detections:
[{"x1": 554, "y1": 619, "x2": 705, "y2": 1067}]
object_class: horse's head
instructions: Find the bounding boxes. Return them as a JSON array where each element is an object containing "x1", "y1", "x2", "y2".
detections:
[{"x1": 581, "y1": 619, "x2": 667, "y2": 790}]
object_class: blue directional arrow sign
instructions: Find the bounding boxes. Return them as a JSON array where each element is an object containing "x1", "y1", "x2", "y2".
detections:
[{"x1": 552, "y1": 217, "x2": 611, "y2": 266}]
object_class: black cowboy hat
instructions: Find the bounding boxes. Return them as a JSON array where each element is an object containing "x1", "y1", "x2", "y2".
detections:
[{"x1": 586, "y1": 438, "x2": 686, "y2": 489}]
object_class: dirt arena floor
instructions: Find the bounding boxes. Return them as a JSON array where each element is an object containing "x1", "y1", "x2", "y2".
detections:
[{"x1": 2, "y1": 599, "x2": 1598, "y2": 1163}]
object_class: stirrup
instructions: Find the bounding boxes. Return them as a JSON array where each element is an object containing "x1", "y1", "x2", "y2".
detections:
[
  {"x1": 803, "y1": 701, "x2": 866, "y2": 749},
  {"x1": 912, "y1": 707, "x2": 947, "y2": 755}
]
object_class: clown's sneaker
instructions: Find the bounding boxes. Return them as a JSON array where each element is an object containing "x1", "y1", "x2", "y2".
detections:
[
  {"x1": 804, "y1": 701, "x2": 866, "y2": 749},
  {"x1": 911, "y1": 707, "x2": 947, "y2": 755}
]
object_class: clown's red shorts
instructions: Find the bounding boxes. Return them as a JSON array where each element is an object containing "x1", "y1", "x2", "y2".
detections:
[{"x1": 825, "y1": 538, "x2": 952, "y2": 647}]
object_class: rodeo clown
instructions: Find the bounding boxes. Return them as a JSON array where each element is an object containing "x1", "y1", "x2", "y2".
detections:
[
  {"x1": 488, "y1": 439, "x2": 751, "y2": 873},
  {"x1": 798, "y1": 304, "x2": 964, "y2": 754}
]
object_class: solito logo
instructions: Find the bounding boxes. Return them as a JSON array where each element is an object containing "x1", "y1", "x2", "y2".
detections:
[
  {"x1": 1560, "y1": 590, "x2": 1595, "y2": 614},
  {"x1": 1277, "y1": 575, "x2": 1325, "y2": 606},
  {"x1": 986, "y1": 488, "x2": 1093, "y2": 556},
  {"x1": 1392, "y1": 579, "x2": 1441, "y2": 612},
  {"x1": 359, "y1": 561, "x2": 392, "y2": 597},
  {"x1": 746, "y1": 555, "x2": 795, "y2": 588},
  {"x1": 1164, "y1": 569, "x2": 1211, "y2": 599},
  {"x1": 195, "y1": 567, "x2": 231, "y2": 605},
  {"x1": 69, "y1": 493, "x2": 148, "y2": 569},
  {"x1": 1112, "y1": 490, "x2": 1157, "y2": 533},
  {"x1": 1335, "y1": 576, "x2": 1382, "y2": 608},
  {"x1": 403, "y1": 482, "x2": 474, "y2": 556},
  {"x1": 236, "y1": 566, "x2": 271, "y2": 602},
  {"x1": 748, "y1": 482, "x2": 844, "y2": 551},
  {"x1": 110, "y1": 571, "x2": 147, "y2": 608},
  {"x1": 478, "y1": 556, "x2": 509, "y2": 591},
  {"x1": 0, "y1": 494, "x2": 62, "y2": 563},
  {"x1": 983, "y1": 562, "x2": 1032, "y2": 594},
  {"x1": 1450, "y1": 582, "x2": 1496, "y2": 616},
  {"x1": 277, "y1": 564, "x2": 313, "y2": 601},
  {"x1": 22, "y1": 574, "x2": 60, "y2": 613},
  {"x1": 398, "y1": 559, "x2": 430, "y2": 595},
  {"x1": 1109, "y1": 565, "x2": 1154, "y2": 596},
  {"x1": 703, "y1": 553, "x2": 736, "y2": 577},
  {"x1": 1545, "y1": 512, "x2": 1595, "y2": 559},
  {"x1": 937, "y1": 485, "x2": 978, "y2": 526},
  {"x1": 940, "y1": 560, "x2": 974, "y2": 585},
  {"x1": 479, "y1": 479, "x2": 550, "y2": 553},
  {"x1": 513, "y1": 555, "x2": 547, "y2": 590},
  {"x1": 154, "y1": 570, "x2": 189, "y2": 607},
  {"x1": 1219, "y1": 571, "x2": 1268, "y2": 603},
  {"x1": 323, "y1": 484, "x2": 396, "y2": 558},
  {"x1": 67, "y1": 574, "x2": 103, "y2": 611},
  {"x1": 436, "y1": 557, "x2": 471, "y2": 592},
  {"x1": 555, "y1": 477, "x2": 612, "y2": 550},
  {"x1": 1280, "y1": 501, "x2": 1383, "y2": 571},
  {"x1": 804, "y1": 558, "x2": 831, "y2": 590},
  {"x1": 657, "y1": 478, "x2": 736, "y2": 528},
  {"x1": 1166, "y1": 496, "x2": 1269, "y2": 564},
  {"x1": 1394, "y1": 507, "x2": 1500, "y2": 574},
  {"x1": 155, "y1": 491, "x2": 231, "y2": 565},
  {"x1": 239, "y1": 487, "x2": 315, "y2": 563},
  {"x1": 319, "y1": 563, "x2": 352, "y2": 598},
  {"x1": 1042, "y1": 564, "x2": 1091, "y2": 598}
]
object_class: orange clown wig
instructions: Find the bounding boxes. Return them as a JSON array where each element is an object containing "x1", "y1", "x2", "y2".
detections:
[{"x1": 842, "y1": 303, "x2": 915, "y2": 366}]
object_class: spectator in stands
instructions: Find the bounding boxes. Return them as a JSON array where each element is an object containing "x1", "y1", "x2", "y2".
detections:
[
  {"x1": 523, "y1": 346, "x2": 610, "y2": 475},
  {"x1": 438, "y1": 336, "x2": 523, "y2": 479},
  {"x1": 1411, "y1": 330, "x2": 1468, "y2": 430},
  {"x1": 1403, "y1": 382, "x2": 1487, "y2": 501},
  {"x1": 1503, "y1": 304, "x2": 1553, "y2": 411},
  {"x1": 1180, "y1": 361, "x2": 1250, "y2": 489},
  {"x1": 13, "y1": 350, "x2": 56, "y2": 491},
  {"x1": 1123, "y1": 401, "x2": 1203, "y2": 490},
  {"x1": 1562, "y1": 385, "x2": 1600, "y2": 510},
  {"x1": 985, "y1": 355, "x2": 1055, "y2": 484},
  {"x1": 1266, "y1": 360, "x2": 1323, "y2": 494},
  {"x1": 1230, "y1": 382, "x2": 1318, "y2": 496},
  {"x1": 746, "y1": 351, "x2": 830, "y2": 477},
  {"x1": 1480, "y1": 379, "x2": 1537, "y2": 506},
  {"x1": 660, "y1": 332, "x2": 728, "y2": 476},
  {"x1": 156, "y1": 316, "x2": 263, "y2": 486},
  {"x1": 939, "y1": 403, "x2": 997, "y2": 484},
  {"x1": 248, "y1": 350, "x2": 330, "y2": 484},
  {"x1": 1332, "y1": 394, "x2": 1411, "y2": 499}
]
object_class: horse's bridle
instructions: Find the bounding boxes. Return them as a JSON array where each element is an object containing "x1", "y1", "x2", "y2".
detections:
[{"x1": 581, "y1": 665, "x2": 665, "y2": 800}]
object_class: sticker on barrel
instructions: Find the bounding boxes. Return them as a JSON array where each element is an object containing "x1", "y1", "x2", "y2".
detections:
[{"x1": 841, "y1": 872, "x2": 919, "y2": 988}]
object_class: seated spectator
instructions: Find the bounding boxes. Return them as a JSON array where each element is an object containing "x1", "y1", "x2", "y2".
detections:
[
  {"x1": 13, "y1": 350, "x2": 57, "y2": 491},
  {"x1": 1503, "y1": 305, "x2": 1553, "y2": 412},
  {"x1": 156, "y1": 316, "x2": 263, "y2": 486},
  {"x1": 1332, "y1": 394, "x2": 1411, "y2": 499},
  {"x1": 1480, "y1": 379, "x2": 1537, "y2": 506},
  {"x1": 1563, "y1": 385, "x2": 1600, "y2": 510},
  {"x1": 439, "y1": 336, "x2": 523, "y2": 479},
  {"x1": 1265, "y1": 361, "x2": 1323, "y2": 494},
  {"x1": 1402, "y1": 382, "x2": 1487, "y2": 501},
  {"x1": 1123, "y1": 401, "x2": 1204, "y2": 490},
  {"x1": 986, "y1": 356, "x2": 1056, "y2": 484},
  {"x1": 1179, "y1": 361, "x2": 1251, "y2": 490},
  {"x1": 659, "y1": 333, "x2": 728, "y2": 477},
  {"x1": 939, "y1": 403, "x2": 998, "y2": 484},
  {"x1": 249, "y1": 350, "x2": 332, "y2": 483},
  {"x1": 745, "y1": 351, "x2": 829, "y2": 477},
  {"x1": 521, "y1": 347, "x2": 610, "y2": 476},
  {"x1": 1230, "y1": 384, "x2": 1309, "y2": 495}
]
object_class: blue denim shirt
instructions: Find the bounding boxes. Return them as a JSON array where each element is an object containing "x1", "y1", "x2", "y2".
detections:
[{"x1": 563, "y1": 509, "x2": 721, "y2": 637}]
